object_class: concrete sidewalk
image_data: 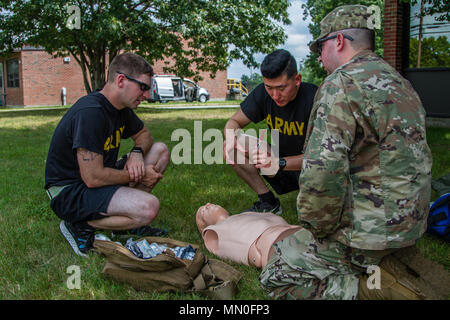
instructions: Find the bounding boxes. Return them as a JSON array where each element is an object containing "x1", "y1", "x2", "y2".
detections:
[
  {"x1": 141, "y1": 104, "x2": 240, "y2": 110},
  {"x1": 426, "y1": 117, "x2": 450, "y2": 129},
  {"x1": 0, "y1": 103, "x2": 240, "y2": 113}
]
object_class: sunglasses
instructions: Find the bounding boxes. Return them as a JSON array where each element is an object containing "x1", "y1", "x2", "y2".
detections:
[
  {"x1": 317, "y1": 34, "x2": 354, "y2": 55},
  {"x1": 116, "y1": 71, "x2": 151, "y2": 91}
]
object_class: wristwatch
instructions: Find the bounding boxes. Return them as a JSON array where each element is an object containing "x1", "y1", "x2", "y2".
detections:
[
  {"x1": 278, "y1": 158, "x2": 287, "y2": 171},
  {"x1": 131, "y1": 146, "x2": 144, "y2": 154}
]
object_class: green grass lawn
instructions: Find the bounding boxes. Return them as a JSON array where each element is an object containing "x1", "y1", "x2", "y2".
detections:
[{"x1": 0, "y1": 108, "x2": 448, "y2": 300}]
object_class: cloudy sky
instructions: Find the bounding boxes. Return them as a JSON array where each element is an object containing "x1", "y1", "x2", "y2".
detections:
[{"x1": 227, "y1": 0, "x2": 313, "y2": 79}]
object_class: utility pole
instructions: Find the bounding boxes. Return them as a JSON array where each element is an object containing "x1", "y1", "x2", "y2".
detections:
[{"x1": 417, "y1": 0, "x2": 425, "y2": 68}]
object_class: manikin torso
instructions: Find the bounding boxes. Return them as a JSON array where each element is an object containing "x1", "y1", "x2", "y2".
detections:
[{"x1": 196, "y1": 204, "x2": 301, "y2": 268}]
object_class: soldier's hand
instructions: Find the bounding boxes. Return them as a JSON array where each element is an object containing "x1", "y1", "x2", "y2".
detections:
[
  {"x1": 125, "y1": 152, "x2": 145, "y2": 183},
  {"x1": 141, "y1": 165, "x2": 163, "y2": 190},
  {"x1": 251, "y1": 146, "x2": 274, "y2": 169},
  {"x1": 223, "y1": 133, "x2": 247, "y2": 165}
]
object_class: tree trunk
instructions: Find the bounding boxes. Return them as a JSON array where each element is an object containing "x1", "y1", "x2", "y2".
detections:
[
  {"x1": 87, "y1": 47, "x2": 107, "y2": 92},
  {"x1": 68, "y1": 48, "x2": 92, "y2": 94}
]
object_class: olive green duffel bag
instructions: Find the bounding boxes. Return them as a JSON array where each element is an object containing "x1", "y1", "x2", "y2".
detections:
[{"x1": 94, "y1": 236, "x2": 242, "y2": 299}]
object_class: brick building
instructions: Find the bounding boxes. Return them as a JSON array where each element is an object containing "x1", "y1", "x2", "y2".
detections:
[
  {"x1": 0, "y1": 47, "x2": 227, "y2": 106},
  {"x1": 383, "y1": 0, "x2": 410, "y2": 73}
]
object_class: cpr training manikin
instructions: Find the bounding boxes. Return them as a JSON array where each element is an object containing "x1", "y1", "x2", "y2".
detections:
[{"x1": 196, "y1": 203, "x2": 301, "y2": 268}]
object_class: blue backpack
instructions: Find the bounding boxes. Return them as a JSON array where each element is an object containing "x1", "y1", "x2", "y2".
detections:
[{"x1": 427, "y1": 193, "x2": 450, "y2": 242}]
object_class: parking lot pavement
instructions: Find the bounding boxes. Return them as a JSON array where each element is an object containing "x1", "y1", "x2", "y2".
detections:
[{"x1": 426, "y1": 117, "x2": 450, "y2": 128}]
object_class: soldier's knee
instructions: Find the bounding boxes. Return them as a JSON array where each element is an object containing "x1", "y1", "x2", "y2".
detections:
[
  {"x1": 152, "y1": 142, "x2": 170, "y2": 158},
  {"x1": 138, "y1": 196, "x2": 160, "y2": 226}
]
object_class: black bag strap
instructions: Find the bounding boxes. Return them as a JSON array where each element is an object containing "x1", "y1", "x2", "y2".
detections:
[
  {"x1": 444, "y1": 226, "x2": 450, "y2": 236},
  {"x1": 428, "y1": 212, "x2": 448, "y2": 226}
]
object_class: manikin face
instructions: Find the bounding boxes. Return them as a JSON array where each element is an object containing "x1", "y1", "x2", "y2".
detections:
[
  {"x1": 196, "y1": 203, "x2": 229, "y2": 233},
  {"x1": 263, "y1": 73, "x2": 301, "y2": 107},
  {"x1": 196, "y1": 203, "x2": 229, "y2": 221}
]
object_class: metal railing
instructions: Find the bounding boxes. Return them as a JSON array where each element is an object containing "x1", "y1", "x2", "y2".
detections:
[{"x1": 227, "y1": 80, "x2": 248, "y2": 95}]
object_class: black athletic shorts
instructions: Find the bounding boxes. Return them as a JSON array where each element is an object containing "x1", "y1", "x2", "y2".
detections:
[
  {"x1": 50, "y1": 156, "x2": 127, "y2": 223},
  {"x1": 262, "y1": 170, "x2": 300, "y2": 195},
  {"x1": 50, "y1": 182, "x2": 121, "y2": 224}
]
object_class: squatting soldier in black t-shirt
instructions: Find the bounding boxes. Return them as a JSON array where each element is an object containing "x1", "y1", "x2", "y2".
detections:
[
  {"x1": 45, "y1": 53, "x2": 169, "y2": 257},
  {"x1": 224, "y1": 49, "x2": 317, "y2": 214}
]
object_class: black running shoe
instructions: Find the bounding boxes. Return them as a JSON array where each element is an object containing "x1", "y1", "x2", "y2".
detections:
[
  {"x1": 59, "y1": 220, "x2": 95, "y2": 257},
  {"x1": 248, "y1": 198, "x2": 282, "y2": 215},
  {"x1": 112, "y1": 225, "x2": 167, "y2": 238}
]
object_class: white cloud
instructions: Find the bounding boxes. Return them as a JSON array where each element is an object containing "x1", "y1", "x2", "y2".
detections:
[
  {"x1": 227, "y1": 0, "x2": 313, "y2": 79},
  {"x1": 286, "y1": 33, "x2": 312, "y2": 58}
]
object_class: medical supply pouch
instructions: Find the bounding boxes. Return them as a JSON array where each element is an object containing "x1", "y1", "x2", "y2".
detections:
[
  {"x1": 427, "y1": 193, "x2": 450, "y2": 242},
  {"x1": 93, "y1": 236, "x2": 242, "y2": 299}
]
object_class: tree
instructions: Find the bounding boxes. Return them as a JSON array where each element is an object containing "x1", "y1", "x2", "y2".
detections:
[
  {"x1": 300, "y1": 0, "x2": 385, "y2": 84},
  {"x1": 407, "y1": 0, "x2": 449, "y2": 68},
  {"x1": 241, "y1": 72, "x2": 263, "y2": 93},
  {"x1": 409, "y1": 36, "x2": 450, "y2": 68},
  {"x1": 298, "y1": 60, "x2": 324, "y2": 87},
  {"x1": 408, "y1": 0, "x2": 449, "y2": 22},
  {"x1": 0, "y1": 0, "x2": 291, "y2": 93}
]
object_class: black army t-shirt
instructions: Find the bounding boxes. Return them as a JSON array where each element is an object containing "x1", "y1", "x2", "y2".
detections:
[
  {"x1": 241, "y1": 82, "x2": 318, "y2": 157},
  {"x1": 45, "y1": 92, "x2": 144, "y2": 189}
]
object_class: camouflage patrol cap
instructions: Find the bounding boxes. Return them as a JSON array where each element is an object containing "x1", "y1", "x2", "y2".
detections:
[{"x1": 309, "y1": 4, "x2": 373, "y2": 54}]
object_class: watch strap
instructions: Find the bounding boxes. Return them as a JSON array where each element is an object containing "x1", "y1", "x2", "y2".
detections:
[
  {"x1": 131, "y1": 146, "x2": 144, "y2": 154},
  {"x1": 278, "y1": 158, "x2": 287, "y2": 171}
]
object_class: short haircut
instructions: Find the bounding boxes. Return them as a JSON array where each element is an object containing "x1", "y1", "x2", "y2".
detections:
[
  {"x1": 260, "y1": 49, "x2": 297, "y2": 79},
  {"x1": 338, "y1": 28, "x2": 375, "y2": 52},
  {"x1": 107, "y1": 52, "x2": 154, "y2": 83}
]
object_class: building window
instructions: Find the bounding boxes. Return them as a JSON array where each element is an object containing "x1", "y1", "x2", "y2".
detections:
[
  {"x1": 409, "y1": 1, "x2": 450, "y2": 68},
  {"x1": 7, "y1": 59, "x2": 19, "y2": 88}
]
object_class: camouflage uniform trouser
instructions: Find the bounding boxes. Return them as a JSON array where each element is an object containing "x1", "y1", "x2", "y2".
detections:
[{"x1": 259, "y1": 228, "x2": 392, "y2": 300}]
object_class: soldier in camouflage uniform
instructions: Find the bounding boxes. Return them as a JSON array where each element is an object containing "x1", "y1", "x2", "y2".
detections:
[{"x1": 259, "y1": 4, "x2": 432, "y2": 299}]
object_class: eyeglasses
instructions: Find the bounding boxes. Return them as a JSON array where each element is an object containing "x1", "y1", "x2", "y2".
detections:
[
  {"x1": 317, "y1": 34, "x2": 354, "y2": 55},
  {"x1": 116, "y1": 71, "x2": 151, "y2": 91}
]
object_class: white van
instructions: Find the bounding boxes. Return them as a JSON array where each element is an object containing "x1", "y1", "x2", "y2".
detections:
[
  {"x1": 182, "y1": 78, "x2": 210, "y2": 103},
  {"x1": 149, "y1": 75, "x2": 210, "y2": 103}
]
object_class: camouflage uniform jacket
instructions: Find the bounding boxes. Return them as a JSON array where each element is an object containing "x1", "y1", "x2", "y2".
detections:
[{"x1": 297, "y1": 50, "x2": 432, "y2": 250}]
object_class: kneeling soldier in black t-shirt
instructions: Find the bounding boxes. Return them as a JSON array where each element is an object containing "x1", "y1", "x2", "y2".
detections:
[
  {"x1": 45, "y1": 53, "x2": 169, "y2": 257},
  {"x1": 224, "y1": 49, "x2": 317, "y2": 214}
]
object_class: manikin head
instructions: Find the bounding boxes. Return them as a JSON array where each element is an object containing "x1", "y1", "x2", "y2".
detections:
[{"x1": 195, "y1": 203, "x2": 230, "y2": 233}]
